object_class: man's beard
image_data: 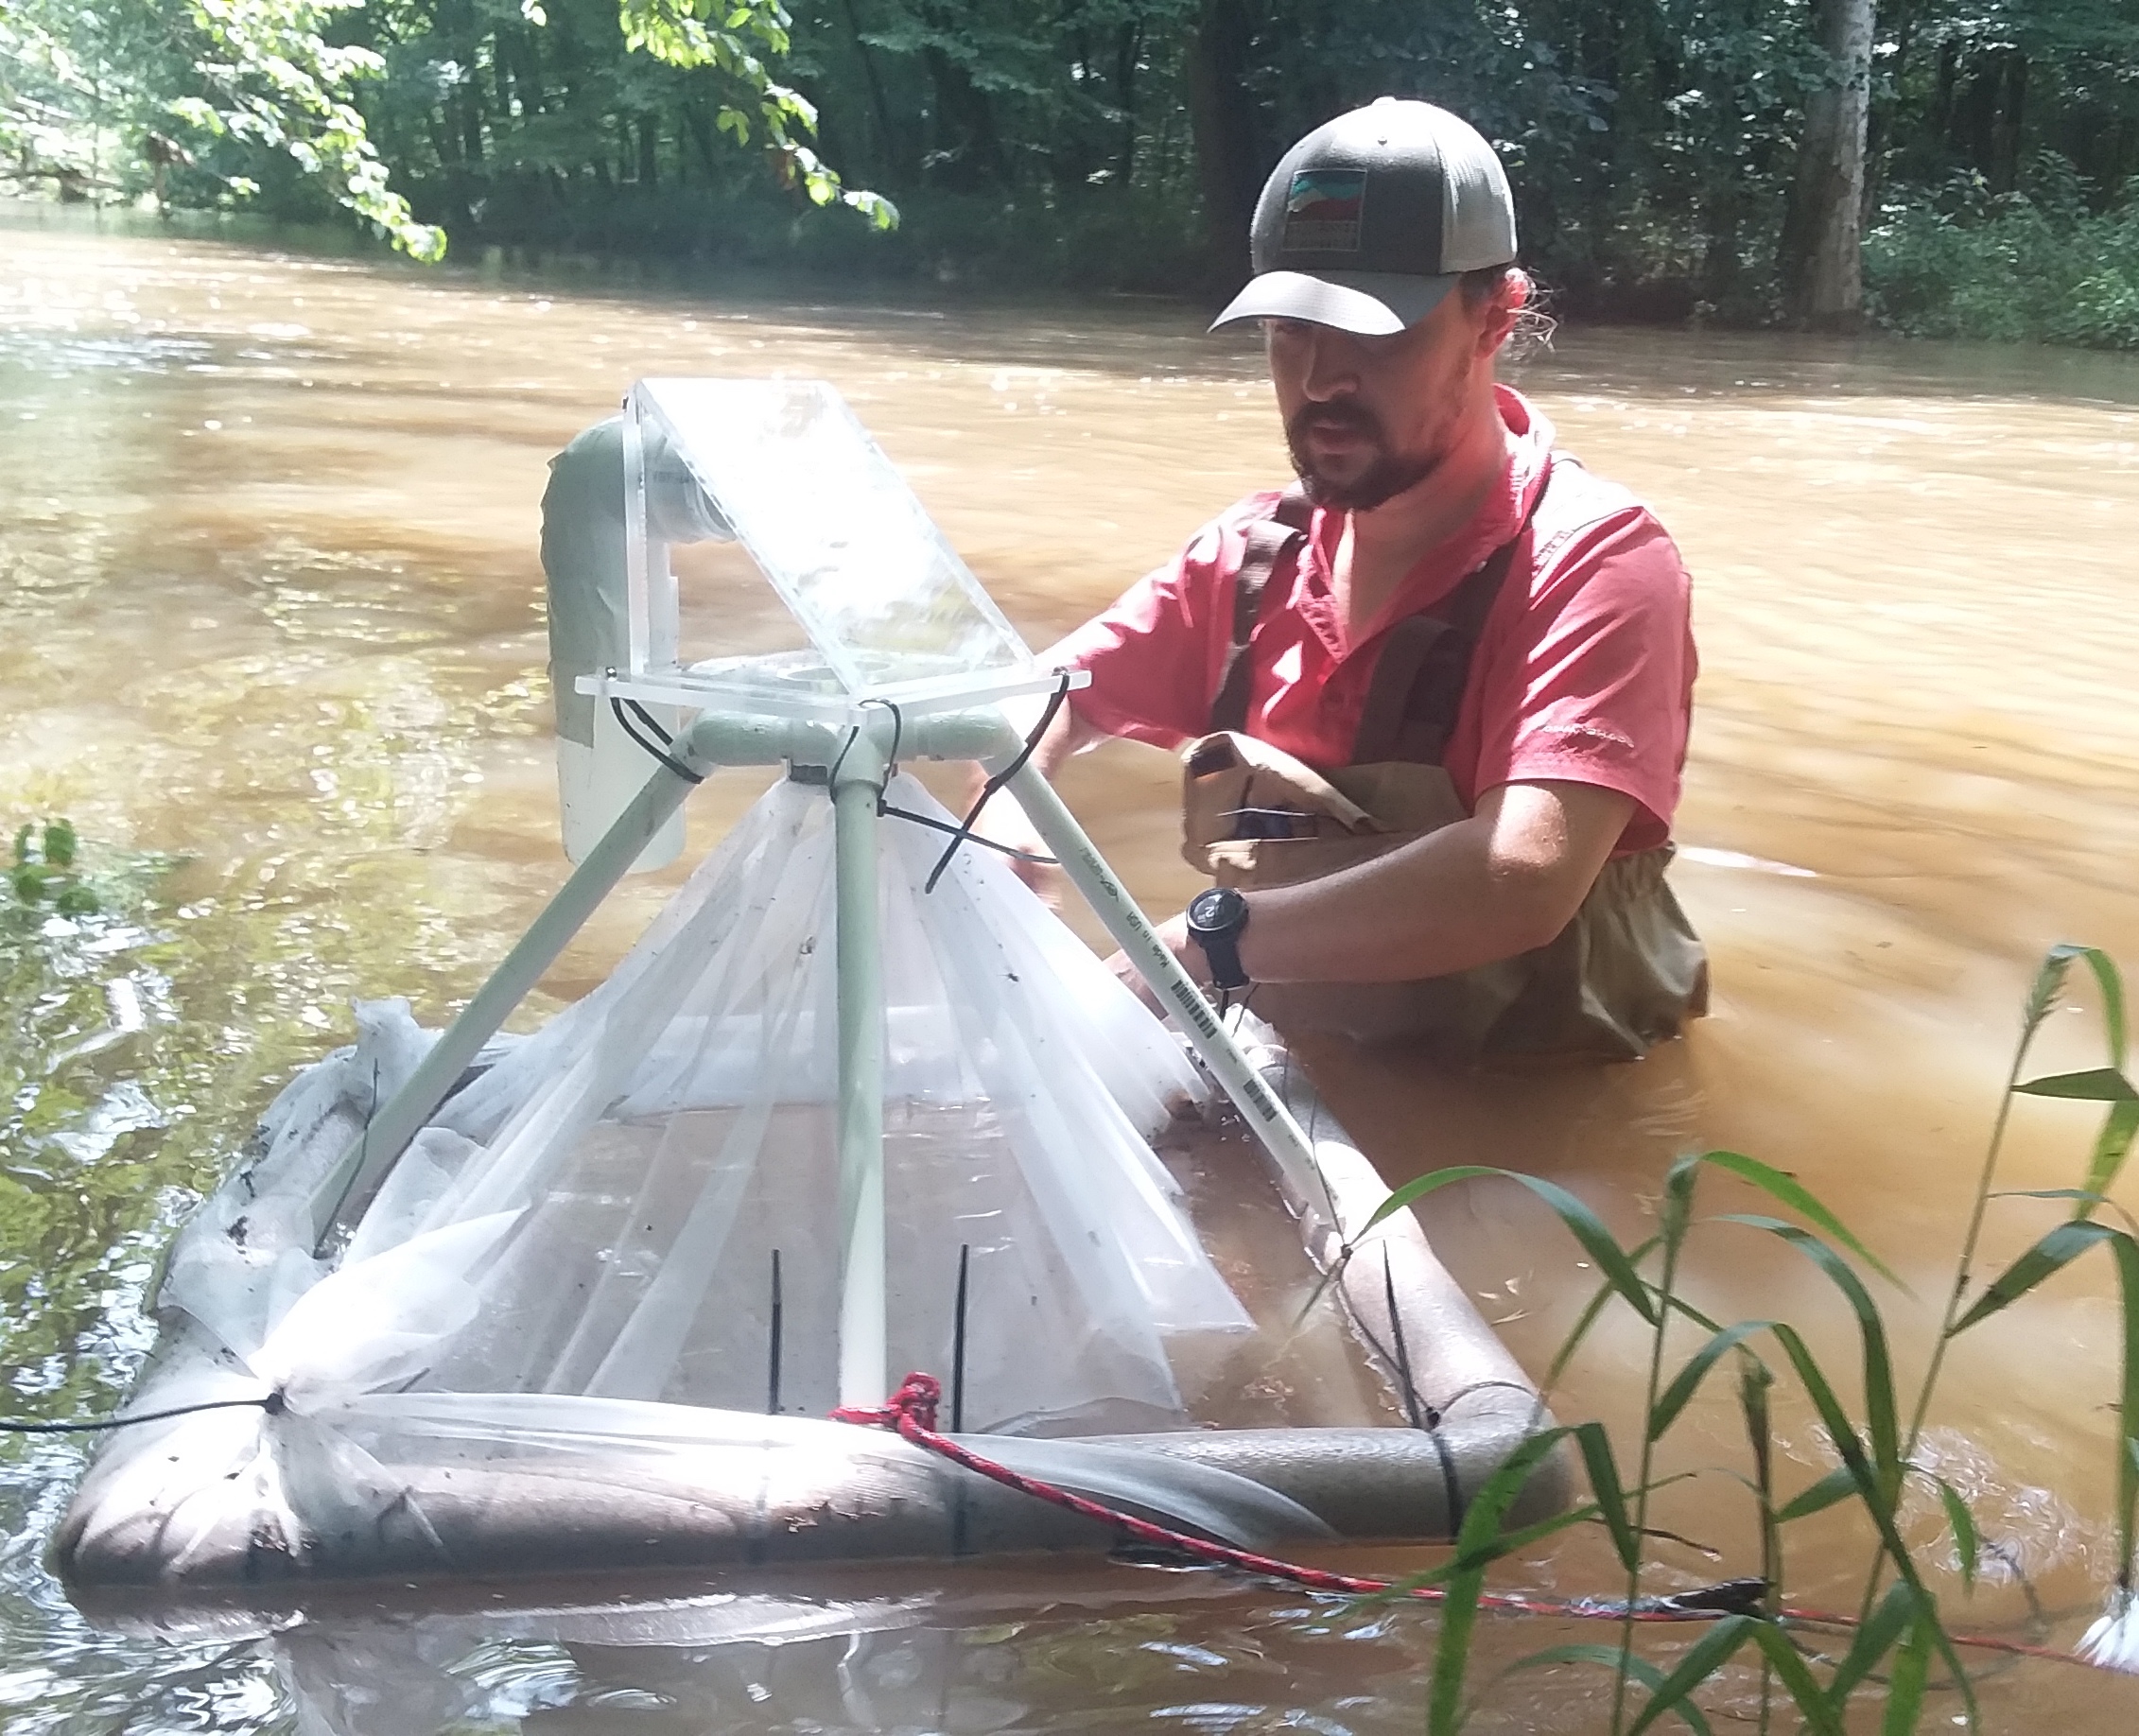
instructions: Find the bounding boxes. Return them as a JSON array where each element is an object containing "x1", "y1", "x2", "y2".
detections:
[{"x1": 1284, "y1": 401, "x2": 1440, "y2": 512}]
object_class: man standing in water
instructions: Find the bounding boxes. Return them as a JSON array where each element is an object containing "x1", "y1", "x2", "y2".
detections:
[{"x1": 996, "y1": 97, "x2": 1706, "y2": 1061}]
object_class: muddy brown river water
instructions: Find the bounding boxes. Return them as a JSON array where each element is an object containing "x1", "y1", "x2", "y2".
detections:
[{"x1": 4, "y1": 204, "x2": 2139, "y2": 1731}]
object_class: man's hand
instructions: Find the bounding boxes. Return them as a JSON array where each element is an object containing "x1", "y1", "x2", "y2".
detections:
[{"x1": 1104, "y1": 911, "x2": 1209, "y2": 1013}]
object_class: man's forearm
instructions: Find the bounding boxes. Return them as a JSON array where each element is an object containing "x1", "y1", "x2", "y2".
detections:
[{"x1": 1236, "y1": 782, "x2": 1632, "y2": 984}]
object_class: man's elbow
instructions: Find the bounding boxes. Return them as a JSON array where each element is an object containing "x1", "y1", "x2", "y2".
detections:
[{"x1": 1482, "y1": 855, "x2": 1599, "y2": 956}]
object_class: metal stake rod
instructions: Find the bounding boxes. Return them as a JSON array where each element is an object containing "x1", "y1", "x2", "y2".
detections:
[{"x1": 831, "y1": 714, "x2": 893, "y2": 1408}]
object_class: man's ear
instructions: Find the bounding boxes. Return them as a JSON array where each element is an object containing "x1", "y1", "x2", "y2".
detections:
[{"x1": 1478, "y1": 269, "x2": 1530, "y2": 357}]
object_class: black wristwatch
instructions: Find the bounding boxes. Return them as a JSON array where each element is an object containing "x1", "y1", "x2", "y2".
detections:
[{"x1": 1185, "y1": 886, "x2": 1252, "y2": 992}]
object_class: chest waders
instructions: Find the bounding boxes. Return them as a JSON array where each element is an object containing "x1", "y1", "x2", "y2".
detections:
[{"x1": 1180, "y1": 464, "x2": 1708, "y2": 1061}]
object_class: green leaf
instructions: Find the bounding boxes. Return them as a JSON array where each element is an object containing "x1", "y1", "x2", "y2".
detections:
[
  {"x1": 1427, "y1": 1427, "x2": 1580, "y2": 1736},
  {"x1": 1882, "y1": 1606, "x2": 1935, "y2": 1735},
  {"x1": 1650, "y1": 1319, "x2": 1773, "y2": 1442},
  {"x1": 2013, "y1": 1068, "x2": 2138, "y2": 1101},
  {"x1": 1949, "y1": 1219, "x2": 2115, "y2": 1333},
  {"x1": 1777, "y1": 1462, "x2": 1858, "y2": 1522},
  {"x1": 1622, "y1": 1616, "x2": 1752, "y2": 1736},
  {"x1": 1745, "y1": 1623, "x2": 1850, "y2": 1736},
  {"x1": 1718, "y1": 1216, "x2": 1900, "y2": 1486},
  {"x1": 1543, "y1": 1234, "x2": 1661, "y2": 1396},
  {"x1": 1367, "y1": 1167, "x2": 1656, "y2": 1325},
  {"x1": 1570, "y1": 1421, "x2": 1638, "y2": 1571},
  {"x1": 1695, "y1": 1151, "x2": 1903, "y2": 1287},
  {"x1": 2078, "y1": 1101, "x2": 2139, "y2": 1222},
  {"x1": 2045, "y1": 944, "x2": 2127, "y2": 1064},
  {"x1": 1497, "y1": 1648, "x2": 1695, "y2": 1733},
  {"x1": 1825, "y1": 1578, "x2": 1921, "y2": 1710},
  {"x1": 1992, "y1": 1189, "x2": 2139, "y2": 1237},
  {"x1": 1932, "y1": 1473, "x2": 1980, "y2": 1592}
]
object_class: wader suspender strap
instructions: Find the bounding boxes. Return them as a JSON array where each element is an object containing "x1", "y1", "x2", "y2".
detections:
[
  {"x1": 1209, "y1": 484, "x2": 1314, "y2": 736},
  {"x1": 1350, "y1": 460, "x2": 1556, "y2": 766}
]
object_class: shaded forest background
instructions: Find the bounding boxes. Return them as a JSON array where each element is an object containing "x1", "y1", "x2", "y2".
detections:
[{"x1": 5, "y1": 0, "x2": 2139, "y2": 345}]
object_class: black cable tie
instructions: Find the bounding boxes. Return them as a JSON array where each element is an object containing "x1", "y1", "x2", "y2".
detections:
[
  {"x1": 924, "y1": 672, "x2": 1071, "y2": 894},
  {"x1": 878, "y1": 804, "x2": 1059, "y2": 867},
  {"x1": 610, "y1": 695, "x2": 703, "y2": 786},
  {"x1": 624, "y1": 696, "x2": 675, "y2": 748},
  {"x1": 0, "y1": 1392, "x2": 282, "y2": 1435}
]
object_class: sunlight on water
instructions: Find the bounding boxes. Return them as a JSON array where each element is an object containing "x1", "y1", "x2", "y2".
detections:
[{"x1": 4, "y1": 203, "x2": 2139, "y2": 1728}]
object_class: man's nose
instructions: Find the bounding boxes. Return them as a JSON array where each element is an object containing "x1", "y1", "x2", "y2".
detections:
[{"x1": 1298, "y1": 327, "x2": 1362, "y2": 402}]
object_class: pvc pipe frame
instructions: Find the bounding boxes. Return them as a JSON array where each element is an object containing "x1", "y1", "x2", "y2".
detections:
[
  {"x1": 307, "y1": 702, "x2": 1340, "y2": 1406},
  {"x1": 985, "y1": 740, "x2": 1340, "y2": 1238},
  {"x1": 830, "y1": 720, "x2": 890, "y2": 1408},
  {"x1": 306, "y1": 710, "x2": 844, "y2": 1251}
]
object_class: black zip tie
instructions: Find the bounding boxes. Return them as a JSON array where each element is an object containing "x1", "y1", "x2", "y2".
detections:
[
  {"x1": 923, "y1": 672, "x2": 1071, "y2": 894},
  {"x1": 0, "y1": 1390, "x2": 284, "y2": 1434},
  {"x1": 1422, "y1": 1378, "x2": 1550, "y2": 1430},
  {"x1": 950, "y1": 1242, "x2": 971, "y2": 1434},
  {"x1": 878, "y1": 803, "x2": 1059, "y2": 867},
  {"x1": 766, "y1": 1249, "x2": 783, "y2": 1416},
  {"x1": 1383, "y1": 1242, "x2": 1428, "y2": 1432},
  {"x1": 610, "y1": 694, "x2": 703, "y2": 785}
]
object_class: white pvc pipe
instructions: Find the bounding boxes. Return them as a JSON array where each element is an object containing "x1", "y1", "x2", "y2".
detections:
[
  {"x1": 995, "y1": 749, "x2": 1339, "y2": 1237},
  {"x1": 831, "y1": 715, "x2": 894, "y2": 1408}
]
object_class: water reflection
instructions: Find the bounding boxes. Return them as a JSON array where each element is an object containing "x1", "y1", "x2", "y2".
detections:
[{"x1": 5, "y1": 202, "x2": 2139, "y2": 1728}]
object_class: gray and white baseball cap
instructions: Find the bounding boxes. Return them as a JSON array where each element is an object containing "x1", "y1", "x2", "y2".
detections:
[{"x1": 1211, "y1": 97, "x2": 1518, "y2": 336}]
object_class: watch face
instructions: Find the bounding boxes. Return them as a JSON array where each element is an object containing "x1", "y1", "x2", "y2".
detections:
[{"x1": 1188, "y1": 887, "x2": 1243, "y2": 934}]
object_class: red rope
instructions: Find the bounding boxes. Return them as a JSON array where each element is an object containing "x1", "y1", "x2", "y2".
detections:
[{"x1": 833, "y1": 1371, "x2": 2105, "y2": 1671}]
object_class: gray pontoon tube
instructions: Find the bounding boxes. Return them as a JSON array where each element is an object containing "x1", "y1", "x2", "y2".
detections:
[{"x1": 52, "y1": 1033, "x2": 1564, "y2": 1598}]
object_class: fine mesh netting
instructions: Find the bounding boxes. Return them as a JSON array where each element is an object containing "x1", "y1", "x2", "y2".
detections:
[{"x1": 159, "y1": 775, "x2": 1253, "y2": 1439}]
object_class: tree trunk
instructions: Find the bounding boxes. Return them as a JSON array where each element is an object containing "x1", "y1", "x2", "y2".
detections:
[
  {"x1": 1988, "y1": 51, "x2": 2027, "y2": 194},
  {"x1": 1115, "y1": 20, "x2": 1140, "y2": 186},
  {"x1": 915, "y1": 3, "x2": 1007, "y2": 188},
  {"x1": 1779, "y1": 0, "x2": 1872, "y2": 330},
  {"x1": 837, "y1": 0, "x2": 906, "y2": 182},
  {"x1": 1184, "y1": 0, "x2": 1261, "y2": 286}
]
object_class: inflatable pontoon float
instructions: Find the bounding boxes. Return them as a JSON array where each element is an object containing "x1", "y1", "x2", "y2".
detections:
[{"x1": 54, "y1": 381, "x2": 1567, "y2": 1619}]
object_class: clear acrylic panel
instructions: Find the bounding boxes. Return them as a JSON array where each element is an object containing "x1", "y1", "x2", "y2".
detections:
[{"x1": 629, "y1": 378, "x2": 1036, "y2": 699}]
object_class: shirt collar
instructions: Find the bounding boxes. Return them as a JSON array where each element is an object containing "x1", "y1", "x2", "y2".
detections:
[{"x1": 1295, "y1": 384, "x2": 1555, "y2": 649}]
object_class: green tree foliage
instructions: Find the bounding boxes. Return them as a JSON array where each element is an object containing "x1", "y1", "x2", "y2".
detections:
[
  {"x1": 0, "y1": 0, "x2": 879, "y2": 256},
  {"x1": 7, "y1": 0, "x2": 2137, "y2": 339}
]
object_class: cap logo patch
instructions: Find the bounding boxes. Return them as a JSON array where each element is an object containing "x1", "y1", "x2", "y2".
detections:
[{"x1": 1282, "y1": 168, "x2": 1365, "y2": 252}]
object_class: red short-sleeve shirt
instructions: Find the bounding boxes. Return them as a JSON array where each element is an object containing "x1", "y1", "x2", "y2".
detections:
[{"x1": 1049, "y1": 387, "x2": 1696, "y2": 855}]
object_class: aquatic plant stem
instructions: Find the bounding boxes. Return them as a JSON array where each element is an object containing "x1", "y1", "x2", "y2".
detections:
[
  {"x1": 1614, "y1": 1170, "x2": 1692, "y2": 1736},
  {"x1": 1865, "y1": 1016, "x2": 2035, "y2": 1624}
]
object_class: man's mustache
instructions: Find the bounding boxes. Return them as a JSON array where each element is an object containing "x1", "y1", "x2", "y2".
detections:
[{"x1": 1286, "y1": 401, "x2": 1386, "y2": 446}]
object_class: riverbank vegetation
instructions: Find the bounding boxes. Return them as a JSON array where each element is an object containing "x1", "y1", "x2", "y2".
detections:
[
  {"x1": 4, "y1": 0, "x2": 2138, "y2": 345},
  {"x1": 1362, "y1": 941, "x2": 2139, "y2": 1727}
]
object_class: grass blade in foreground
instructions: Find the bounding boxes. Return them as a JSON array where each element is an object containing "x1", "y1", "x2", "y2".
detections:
[
  {"x1": 1498, "y1": 1647, "x2": 1701, "y2": 1735},
  {"x1": 1694, "y1": 1152, "x2": 1903, "y2": 1287},
  {"x1": 1367, "y1": 1166, "x2": 1659, "y2": 1326},
  {"x1": 1427, "y1": 1429, "x2": 1583, "y2": 1736}
]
